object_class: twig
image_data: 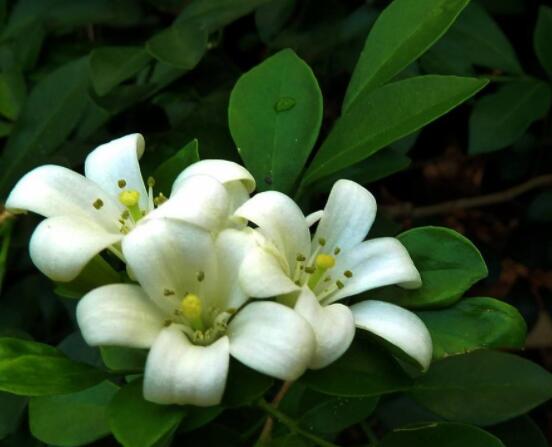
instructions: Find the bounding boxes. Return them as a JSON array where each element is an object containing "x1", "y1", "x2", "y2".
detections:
[
  {"x1": 258, "y1": 380, "x2": 293, "y2": 443},
  {"x1": 383, "y1": 174, "x2": 552, "y2": 219}
]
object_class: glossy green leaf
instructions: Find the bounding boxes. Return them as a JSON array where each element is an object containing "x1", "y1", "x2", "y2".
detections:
[
  {"x1": 109, "y1": 379, "x2": 186, "y2": 447},
  {"x1": 0, "y1": 392, "x2": 26, "y2": 440},
  {"x1": 379, "y1": 422, "x2": 505, "y2": 447},
  {"x1": 229, "y1": 49, "x2": 323, "y2": 193},
  {"x1": 411, "y1": 351, "x2": 552, "y2": 425},
  {"x1": 0, "y1": 58, "x2": 90, "y2": 198},
  {"x1": 490, "y1": 416, "x2": 548, "y2": 447},
  {"x1": 222, "y1": 359, "x2": 273, "y2": 407},
  {"x1": 29, "y1": 381, "x2": 118, "y2": 446},
  {"x1": 469, "y1": 81, "x2": 551, "y2": 155},
  {"x1": 0, "y1": 337, "x2": 108, "y2": 396},
  {"x1": 534, "y1": 6, "x2": 552, "y2": 79},
  {"x1": 153, "y1": 139, "x2": 200, "y2": 196},
  {"x1": 417, "y1": 297, "x2": 526, "y2": 360},
  {"x1": 304, "y1": 75, "x2": 487, "y2": 185},
  {"x1": 89, "y1": 46, "x2": 151, "y2": 96},
  {"x1": 301, "y1": 341, "x2": 411, "y2": 398},
  {"x1": 0, "y1": 70, "x2": 25, "y2": 120},
  {"x1": 146, "y1": 23, "x2": 207, "y2": 70},
  {"x1": 100, "y1": 346, "x2": 147, "y2": 373},
  {"x1": 343, "y1": 0, "x2": 469, "y2": 111},
  {"x1": 364, "y1": 226, "x2": 488, "y2": 308}
]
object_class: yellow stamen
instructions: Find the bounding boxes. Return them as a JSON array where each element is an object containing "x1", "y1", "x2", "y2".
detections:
[
  {"x1": 315, "y1": 254, "x2": 335, "y2": 269},
  {"x1": 180, "y1": 293, "x2": 204, "y2": 330},
  {"x1": 119, "y1": 190, "x2": 140, "y2": 207}
]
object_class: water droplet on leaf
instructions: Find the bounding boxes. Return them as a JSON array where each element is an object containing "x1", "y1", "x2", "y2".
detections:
[{"x1": 274, "y1": 97, "x2": 296, "y2": 112}]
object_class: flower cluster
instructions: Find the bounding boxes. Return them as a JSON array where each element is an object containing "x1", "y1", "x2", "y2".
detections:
[{"x1": 6, "y1": 134, "x2": 432, "y2": 406}]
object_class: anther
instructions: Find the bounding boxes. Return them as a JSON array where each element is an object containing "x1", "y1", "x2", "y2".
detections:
[
  {"x1": 304, "y1": 266, "x2": 316, "y2": 274},
  {"x1": 121, "y1": 210, "x2": 130, "y2": 219},
  {"x1": 334, "y1": 247, "x2": 341, "y2": 255},
  {"x1": 296, "y1": 254, "x2": 306, "y2": 262},
  {"x1": 117, "y1": 179, "x2": 127, "y2": 188},
  {"x1": 196, "y1": 271, "x2": 205, "y2": 282},
  {"x1": 163, "y1": 289, "x2": 175, "y2": 296},
  {"x1": 92, "y1": 198, "x2": 104, "y2": 209},
  {"x1": 154, "y1": 193, "x2": 167, "y2": 206},
  {"x1": 336, "y1": 280, "x2": 345, "y2": 289},
  {"x1": 318, "y1": 238, "x2": 326, "y2": 246},
  {"x1": 147, "y1": 176, "x2": 156, "y2": 187},
  {"x1": 344, "y1": 270, "x2": 353, "y2": 278}
]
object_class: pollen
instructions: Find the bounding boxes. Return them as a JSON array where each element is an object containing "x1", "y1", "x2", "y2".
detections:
[
  {"x1": 180, "y1": 293, "x2": 202, "y2": 321},
  {"x1": 315, "y1": 254, "x2": 335, "y2": 269},
  {"x1": 119, "y1": 189, "x2": 140, "y2": 207}
]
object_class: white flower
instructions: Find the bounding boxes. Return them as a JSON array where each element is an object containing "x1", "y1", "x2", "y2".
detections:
[
  {"x1": 235, "y1": 179, "x2": 432, "y2": 370},
  {"x1": 5, "y1": 134, "x2": 255, "y2": 282},
  {"x1": 76, "y1": 218, "x2": 315, "y2": 406}
]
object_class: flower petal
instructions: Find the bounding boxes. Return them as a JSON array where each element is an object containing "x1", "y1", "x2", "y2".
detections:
[
  {"x1": 122, "y1": 218, "x2": 217, "y2": 313},
  {"x1": 77, "y1": 284, "x2": 165, "y2": 348},
  {"x1": 5, "y1": 165, "x2": 122, "y2": 230},
  {"x1": 84, "y1": 133, "x2": 148, "y2": 209},
  {"x1": 325, "y1": 237, "x2": 422, "y2": 304},
  {"x1": 294, "y1": 287, "x2": 355, "y2": 369},
  {"x1": 29, "y1": 215, "x2": 122, "y2": 282},
  {"x1": 314, "y1": 180, "x2": 376, "y2": 253},
  {"x1": 239, "y1": 246, "x2": 299, "y2": 298},
  {"x1": 172, "y1": 159, "x2": 255, "y2": 193},
  {"x1": 306, "y1": 210, "x2": 323, "y2": 227},
  {"x1": 144, "y1": 326, "x2": 230, "y2": 406},
  {"x1": 234, "y1": 191, "x2": 310, "y2": 269},
  {"x1": 228, "y1": 301, "x2": 315, "y2": 380},
  {"x1": 147, "y1": 175, "x2": 230, "y2": 233},
  {"x1": 351, "y1": 300, "x2": 433, "y2": 371}
]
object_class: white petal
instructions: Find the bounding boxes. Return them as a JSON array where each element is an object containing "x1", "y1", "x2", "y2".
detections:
[
  {"x1": 122, "y1": 218, "x2": 217, "y2": 313},
  {"x1": 224, "y1": 181, "x2": 251, "y2": 214},
  {"x1": 239, "y1": 246, "x2": 299, "y2": 298},
  {"x1": 172, "y1": 159, "x2": 255, "y2": 193},
  {"x1": 228, "y1": 301, "x2": 315, "y2": 380},
  {"x1": 314, "y1": 180, "x2": 376, "y2": 252},
  {"x1": 351, "y1": 300, "x2": 433, "y2": 371},
  {"x1": 5, "y1": 165, "x2": 122, "y2": 230},
  {"x1": 77, "y1": 284, "x2": 165, "y2": 348},
  {"x1": 147, "y1": 175, "x2": 230, "y2": 233},
  {"x1": 144, "y1": 326, "x2": 229, "y2": 406},
  {"x1": 84, "y1": 133, "x2": 148, "y2": 210},
  {"x1": 29, "y1": 216, "x2": 122, "y2": 282},
  {"x1": 234, "y1": 191, "x2": 310, "y2": 269},
  {"x1": 294, "y1": 287, "x2": 355, "y2": 369},
  {"x1": 306, "y1": 210, "x2": 323, "y2": 227},
  {"x1": 326, "y1": 237, "x2": 422, "y2": 304}
]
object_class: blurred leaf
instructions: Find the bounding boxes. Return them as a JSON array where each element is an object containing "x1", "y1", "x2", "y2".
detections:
[
  {"x1": 146, "y1": 23, "x2": 207, "y2": 70},
  {"x1": 301, "y1": 341, "x2": 411, "y2": 398},
  {"x1": 0, "y1": 337, "x2": 108, "y2": 396},
  {"x1": 179, "y1": 406, "x2": 223, "y2": 432},
  {"x1": 534, "y1": 6, "x2": 552, "y2": 80},
  {"x1": 0, "y1": 70, "x2": 25, "y2": 120},
  {"x1": 411, "y1": 351, "x2": 552, "y2": 425},
  {"x1": 29, "y1": 381, "x2": 118, "y2": 446},
  {"x1": 304, "y1": 75, "x2": 487, "y2": 185},
  {"x1": 343, "y1": 0, "x2": 469, "y2": 111},
  {"x1": 489, "y1": 416, "x2": 548, "y2": 447},
  {"x1": 153, "y1": 139, "x2": 200, "y2": 196},
  {"x1": 365, "y1": 227, "x2": 488, "y2": 309},
  {"x1": 469, "y1": 81, "x2": 551, "y2": 155},
  {"x1": 89, "y1": 46, "x2": 151, "y2": 96},
  {"x1": 108, "y1": 379, "x2": 186, "y2": 447},
  {"x1": 254, "y1": 0, "x2": 295, "y2": 42},
  {"x1": 222, "y1": 359, "x2": 273, "y2": 407},
  {"x1": 527, "y1": 190, "x2": 552, "y2": 222},
  {"x1": 229, "y1": 49, "x2": 323, "y2": 193},
  {"x1": 58, "y1": 332, "x2": 103, "y2": 368},
  {"x1": 0, "y1": 57, "x2": 90, "y2": 198},
  {"x1": 100, "y1": 346, "x2": 147, "y2": 372},
  {"x1": 0, "y1": 392, "x2": 27, "y2": 440},
  {"x1": 417, "y1": 297, "x2": 526, "y2": 360},
  {"x1": 0, "y1": 119, "x2": 11, "y2": 136},
  {"x1": 379, "y1": 422, "x2": 504, "y2": 447}
]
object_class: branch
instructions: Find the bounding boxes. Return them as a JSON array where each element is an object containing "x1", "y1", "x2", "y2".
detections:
[
  {"x1": 258, "y1": 380, "x2": 293, "y2": 442},
  {"x1": 383, "y1": 174, "x2": 552, "y2": 219}
]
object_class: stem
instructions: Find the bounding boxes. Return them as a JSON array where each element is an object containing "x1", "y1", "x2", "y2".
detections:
[
  {"x1": 258, "y1": 380, "x2": 293, "y2": 442},
  {"x1": 258, "y1": 399, "x2": 339, "y2": 447}
]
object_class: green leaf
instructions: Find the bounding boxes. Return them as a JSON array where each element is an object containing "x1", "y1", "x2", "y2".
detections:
[
  {"x1": 146, "y1": 23, "x2": 207, "y2": 70},
  {"x1": 417, "y1": 297, "x2": 526, "y2": 360},
  {"x1": 0, "y1": 70, "x2": 25, "y2": 120},
  {"x1": 89, "y1": 46, "x2": 151, "y2": 96},
  {"x1": 469, "y1": 81, "x2": 551, "y2": 155},
  {"x1": 152, "y1": 139, "x2": 200, "y2": 196},
  {"x1": 0, "y1": 337, "x2": 108, "y2": 396},
  {"x1": 379, "y1": 422, "x2": 505, "y2": 447},
  {"x1": 411, "y1": 351, "x2": 552, "y2": 425},
  {"x1": 301, "y1": 341, "x2": 411, "y2": 398},
  {"x1": 109, "y1": 379, "x2": 186, "y2": 447},
  {"x1": 490, "y1": 416, "x2": 548, "y2": 447},
  {"x1": 0, "y1": 57, "x2": 90, "y2": 198},
  {"x1": 343, "y1": 0, "x2": 470, "y2": 111},
  {"x1": 222, "y1": 359, "x2": 273, "y2": 407},
  {"x1": 229, "y1": 49, "x2": 323, "y2": 193},
  {"x1": 29, "y1": 381, "x2": 118, "y2": 446},
  {"x1": 100, "y1": 346, "x2": 147, "y2": 373},
  {"x1": 304, "y1": 75, "x2": 487, "y2": 185},
  {"x1": 534, "y1": 6, "x2": 552, "y2": 79},
  {"x1": 0, "y1": 392, "x2": 27, "y2": 440},
  {"x1": 364, "y1": 226, "x2": 488, "y2": 308},
  {"x1": 527, "y1": 190, "x2": 552, "y2": 222}
]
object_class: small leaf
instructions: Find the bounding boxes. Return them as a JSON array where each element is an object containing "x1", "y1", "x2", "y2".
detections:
[
  {"x1": 0, "y1": 337, "x2": 108, "y2": 396},
  {"x1": 0, "y1": 392, "x2": 27, "y2": 440},
  {"x1": 152, "y1": 139, "x2": 200, "y2": 196},
  {"x1": 410, "y1": 351, "x2": 552, "y2": 425},
  {"x1": 100, "y1": 346, "x2": 147, "y2": 373},
  {"x1": 343, "y1": 0, "x2": 470, "y2": 111},
  {"x1": 229, "y1": 49, "x2": 323, "y2": 193},
  {"x1": 29, "y1": 381, "x2": 118, "y2": 446},
  {"x1": 469, "y1": 81, "x2": 551, "y2": 155},
  {"x1": 534, "y1": 6, "x2": 552, "y2": 79},
  {"x1": 304, "y1": 75, "x2": 487, "y2": 185},
  {"x1": 417, "y1": 297, "x2": 526, "y2": 360},
  {"x1": 0, "y1": 70, "x2": 25, "y2": 120},
  {"x1": 109, "y1": 379, "x2": 186, "y2": 447}
]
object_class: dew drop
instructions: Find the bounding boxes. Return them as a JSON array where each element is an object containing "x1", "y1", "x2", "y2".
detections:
[{"x1": 274, "y1": 96, "x2": 296, "y2": 112}]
